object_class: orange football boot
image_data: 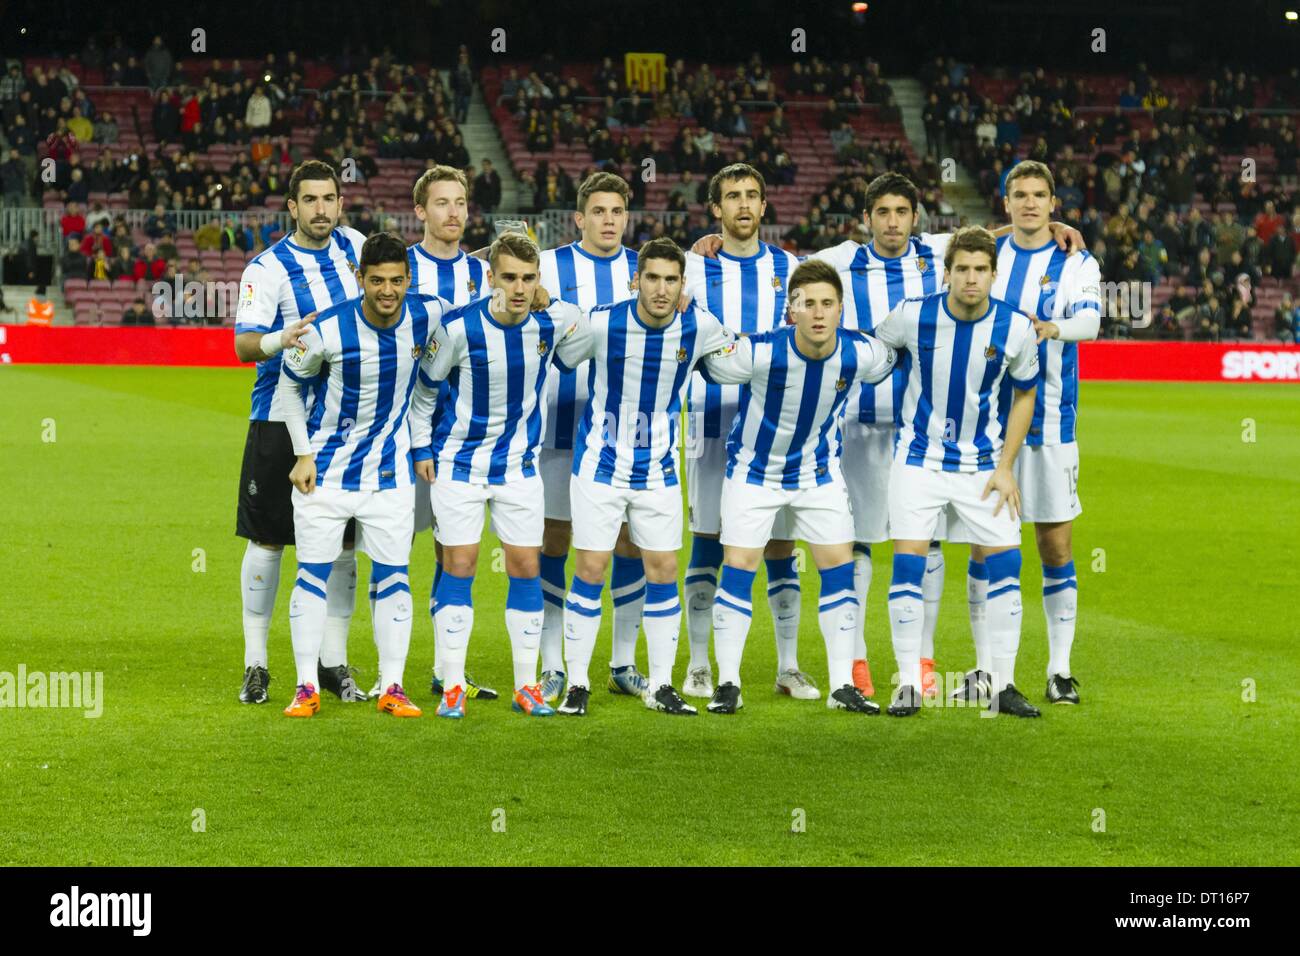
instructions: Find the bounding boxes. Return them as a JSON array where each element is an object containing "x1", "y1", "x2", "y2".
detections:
[
  {"x1": 376, "y1": 684, "x2": 422, "y2": 717},
  {"x1": 284, "y1": 683, "x2": 320, "y2": 717},
  {"x1": 921, "y1": 658, "x2": 938, "y2": 699},
  {"x1": 852, "y1": 659, "x2": 875, "y2": 698}
]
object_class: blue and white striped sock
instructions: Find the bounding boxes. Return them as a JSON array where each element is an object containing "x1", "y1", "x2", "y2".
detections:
[
  {"x1": 817, "y1": 562, "x2": 857, "y2": 689},
  {"x1": 986, "y1": 549, "x2": 1023, "y2": 693},
  {"x1": 289, "y1": 560, "x2": 333, "y2": 689},
  {"x1": 967, "y1": 559, "x2": 990, "y2": 673},
  {"x1": 888, "y1": 553, "x2": 927, "y2": 691},
  {"x1": 506, "y1": 575, "x2": 544, "y2": 689},
  {"x1": 766, "y1": 555, "x2": 801, "y2": 673},
  {"x1": 712, "y1": 565, "x2": 756, "y2": 688},
  {"x1": 609, "y1": 555, "x2": 645, "y2": 670},
  {"x1": 539, "y1": 553, "x2": 568, "y2": 675},
  {"x1": 433, "y1": 571, "x2": 474, "y2": 693},
  {"x1": 684, "y1": 536, "x2": 724, "y2": 670},
  {"x1": 371, "y1": 562, "x2": 412, "y2": 691},
  {"x1": 563, "y1": 576, "x2": 604, "y2": 690},
  {"x1": 1043, "y1": 561, "x2": 1078, "y2": 678},
  {"x1": 643, "y1": 581, "x2": 683, "y2": 692},
  {"x1": 851, "y1": 543, "x2": 872, "y2": 660}
]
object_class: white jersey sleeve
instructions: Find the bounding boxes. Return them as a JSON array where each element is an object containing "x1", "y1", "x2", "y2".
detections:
[
  {"x1": 277, "y1": 324, "x2": 327, "y2": 455},
  {"x1": 870, "y1": 302, "x2": 909, "y2": 350},
  {"x1": 693, "y1": 307, "x2": 736, "y2": 358},
  {"x1": 235, "y1": 259, "x2": 284, "y2": 333},
  {"x1": 700, "y1": 333, "x2": 753, "y2": 385},
  {"x1": 1006, "y1": 316, "x2": 1041, "y2": 389},
  {"x1": 552, "y1": 303, "x2": 594, "y2": 372},
  {"x1": 1055, "y1": 254, "x2": 1102, "y2": 342},
  {"x1": 919, "y1": 231, "x2": 953, "y2": 266},
  {"x1": 850, "y1": 331, "x2": 897, "y2": 385}
]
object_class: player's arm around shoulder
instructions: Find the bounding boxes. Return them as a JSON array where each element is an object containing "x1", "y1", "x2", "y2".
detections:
[
  {"x1": 849, "y1": 329, "x2": 898, "y2": 385},
  {"x1": 699, "y1": 327, "x2": 753, "y2": 385},
  {"x1": 871, "y1": 300, "x2": 911, "y2": 350},
  {"x1": 552, "y1": 301, "x2": 594, "y2": 371}
]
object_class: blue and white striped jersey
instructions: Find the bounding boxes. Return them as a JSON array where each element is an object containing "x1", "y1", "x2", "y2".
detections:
[
  {"x1": 812, "y1": 234, "x2": 949, "y2": 426},
  {"x1": 406, "y1": 243, "x2": 488, "y2": 305},
  {"x1": 410, "y1": 298, "x2": 589, "y2": 485},
  {"x1": 235, "y1": 226, "x2": 367, "y2": 421},
  {"x1": 702, "y1": 326, "x2": 896, "y2": 489},
  {"x1": 572, "y1": 299, "x2": 734, "y2": 490},
  {"x1": 406, "y1": 243, "x2": 490, "y2": 451},
  {"x1": 538, "y1": 242, "x2": 638, "y2": 451},
  {"x1": 873, "y1": 291, "x2": 1039, "y2": 473},
  {"x1": 684, "y1": 242, "x2": 801, "y2": 441},
  {"x1": 279, "y1": 292, "x2": 449, "y2": 491},
  {"x1": 991, "y1": 236, "x2": 1101, "y2": 446}
]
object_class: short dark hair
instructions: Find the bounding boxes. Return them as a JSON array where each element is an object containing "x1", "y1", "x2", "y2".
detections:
[
  {"x1": 1004, "y1": 159, "x2": 1056, "y2": 197},
  {"x1": 637, "y1": 237, "x2": 685, "y2": 276},
  {"x1": 708, "y1": 162, "x2": 766, "y2": 208},
  {"x1": 943, "y1": 225, "x2": 998, "y2": 273},
  {"x1": 287, "y1": 160, "x2": 342, "y2": 204},
  {"x1": 576, "y1": 171, "x2": 631, "y2": 214},
  {"x1": 358, "y1": 232, "x2": 409, "y2": 273},
  {"x1": 862, "y1": 172, "x2": 919, "y2": 216},
  {"x1": 787, "y1": 259, "x2": 843, "y2": 304}
]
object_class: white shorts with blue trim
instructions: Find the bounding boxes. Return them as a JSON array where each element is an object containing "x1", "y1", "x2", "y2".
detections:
[
  {"x1": 720, "y1": 474, "x2": 854, "y2": 550},
  {"x1": 945, "y1": 442, "x2": 1082, "y2": 541},
  {"x1": 292, "y1": 484, "x2": 414, "y2": 565}
]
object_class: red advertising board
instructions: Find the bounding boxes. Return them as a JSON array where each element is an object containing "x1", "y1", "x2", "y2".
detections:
[{"x1": 2, "y1": 327, "x2": 1299, "y2": 382}]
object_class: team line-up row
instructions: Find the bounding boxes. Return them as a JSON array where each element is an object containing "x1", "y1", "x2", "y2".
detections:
[{"x1": 230, "y1": 159, "x2": 1095, "y2": 722}]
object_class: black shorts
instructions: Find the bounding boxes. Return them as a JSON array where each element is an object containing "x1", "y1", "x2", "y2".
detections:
[{"x1": 236, "y1": 420, "x2": 297, "y2": 545}]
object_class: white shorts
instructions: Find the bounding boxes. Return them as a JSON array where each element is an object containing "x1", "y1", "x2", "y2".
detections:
[
  {"x1": 539, "y1": 447, "x2": 574, "y2": 522},
  {"x1": 1016, "y1": 442, "x2": 1082, "y2": 524},
  {"x1": 570, "y1": 475, "x2": 682, "y2": 553},
  {"x1": 689, "y1": 436, "x2": 794, "y2": 540},
  {"x1": 945, "y1": 443, "x2": 1082, "y2": 541},
  {"x1": 413, "y1": 474, "x2": 434, "y2": 534},
  {"x1": 841, "y1": 419, "x2": 894, "y2": 544},
  {"x1": 888, "y1": 457, "x2": 1020, "y2": 548},
  {"x1": 292, "y1": 484, "x2": 415, "y2": 565},
  {"x1": 431, "y1": 474, "x2": 545, "y2": 547},
  {"x1": 720, "y1": 475, "x2": 854, "y2": 549}
]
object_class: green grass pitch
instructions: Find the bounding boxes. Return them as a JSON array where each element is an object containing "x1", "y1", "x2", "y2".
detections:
[{"x1": 1, "y1": 365, "x2": 1297, "y2": 866}]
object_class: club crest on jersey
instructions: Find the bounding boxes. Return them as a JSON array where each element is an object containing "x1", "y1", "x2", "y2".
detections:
[
  {"x1": 411, "y1": 344, "x2": 424, "y2": 360},
  {"x1": 984, "y1": 345, "x2": 999, "y2": 361},
  {"x1": 537, "y1": 338, "x2": 550, "y2": 355},
  {"x1": 627, "y1": 279, "x2": 636, "y2": 292},
  {"x1": 466, "y1": 278, "x2": 477, "y2": 295},
  {"x1": 1039, "y1": 274, "x2": 1052, "y2": 286},
  {"x1": 916, "y1": 258, "x2": 929, "y2": 273},
  {"x1": 835, "y1": 378, "x2": 847, "y2": 392},
  {"x1": 772, "y1": 276, "x2": 783, "y2": 290},
  {"x1": 676, "y1": 346, "x2": 688, "y2": 363},
  {"x1": 347, "y1": 258, "x2": 360, "y2": 282}
]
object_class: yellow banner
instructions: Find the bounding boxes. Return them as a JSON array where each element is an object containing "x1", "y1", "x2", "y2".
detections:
[{"x1": 624, "y1": 53, "x2": 666, "y2": 93}]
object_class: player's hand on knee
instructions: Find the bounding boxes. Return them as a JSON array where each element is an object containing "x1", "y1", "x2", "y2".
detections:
[
  {"x1": 982, "y1": 469, "x2": 1020, "y2": 520},
  {"x1": 414, "y1": 459, "x2": 436, "y2": 484},
  {"x1": 290, "y1": 456, "x2": 317, "y2": 494},
  {"x1": 690, "y1": 233, "x2": 723, "y2": 258},
  {"x1": 280, "y1": 314, "x2": 314, "y2": 351}
]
